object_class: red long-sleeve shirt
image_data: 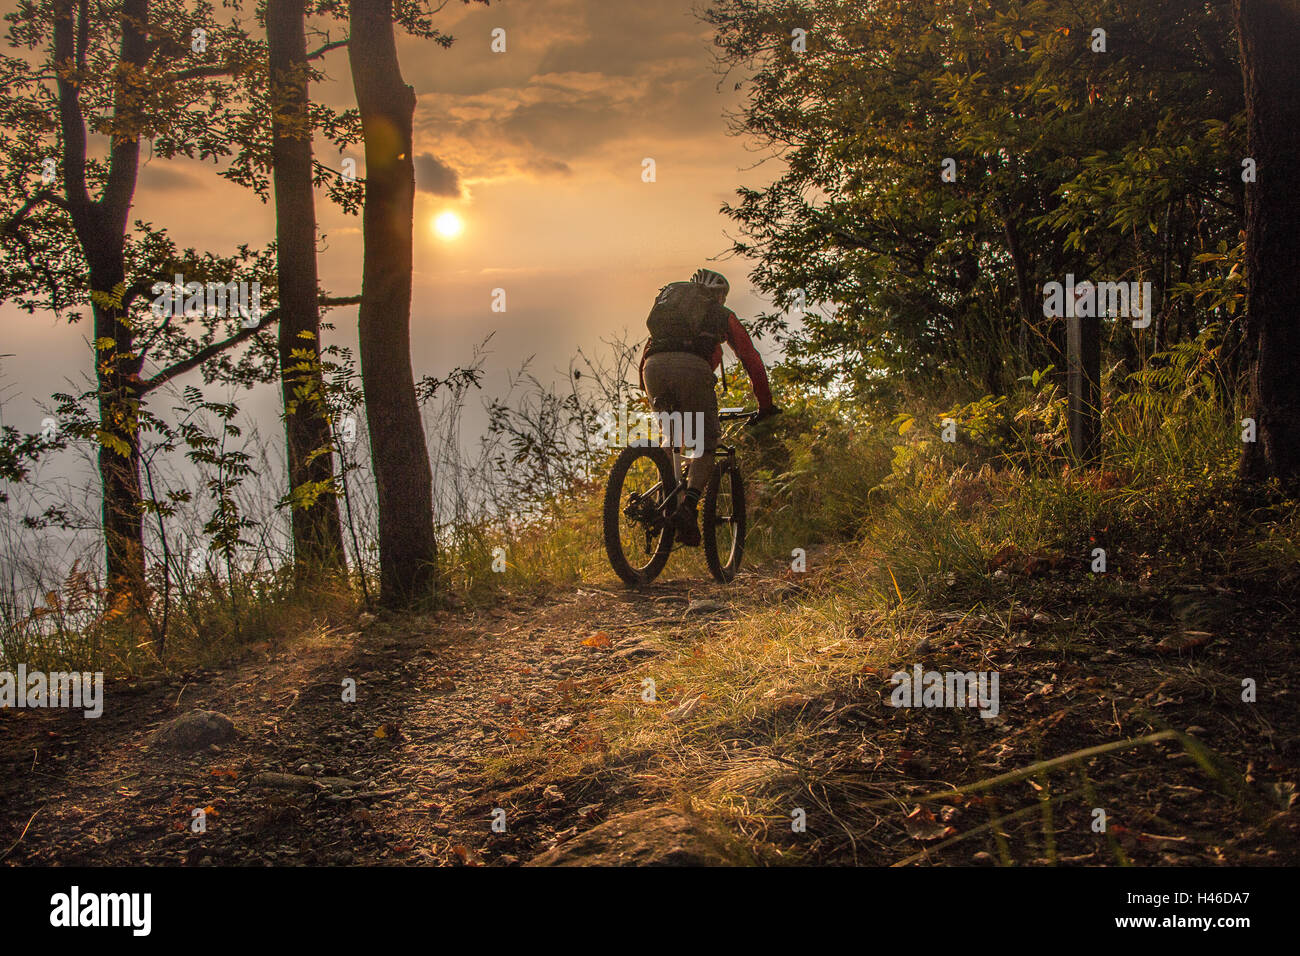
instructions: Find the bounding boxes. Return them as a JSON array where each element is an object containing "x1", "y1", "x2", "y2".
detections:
[{"x1": 639, "y1": 310, "x2": 774, "y2": 411}]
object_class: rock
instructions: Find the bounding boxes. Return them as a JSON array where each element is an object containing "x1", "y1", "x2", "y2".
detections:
[
  {"x1": 972, "y1": 851, "x2": 996, "y2": 865},
  {"x1": 1155, "y1": 630, "x2": 1212, "y2": 653},
  {"x1": 770, "y1": 583, "x2": 808, "y2": 602},
  {"x1": 544, "y1": 714, "x2": 576, "y2": 734},
  {"x1": 526, "y1": 806, "x2": 737, "y2": 867},
  {"x1": 148, "y1": 710, "x2": 237, "y2": 753},
  {"x1": 685, "y1": 599, "x2": 726, "y2": 616},
  {"x1": 611, "y1": 641, "x2": 661, "y2": 660},
  {"x1": 252, "y1": 772, "x2": 316, "y2": 791},
  {"x1": 253, "y1": 772, "x2": 360, "y2": 793}
]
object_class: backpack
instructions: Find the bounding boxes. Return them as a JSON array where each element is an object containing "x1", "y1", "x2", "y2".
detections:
[{"x1": 645, "y1": 282, "x2": 730, "y2": 357}]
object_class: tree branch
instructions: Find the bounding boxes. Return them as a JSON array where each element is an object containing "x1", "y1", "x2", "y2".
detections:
[
  {"x1": 307, "y1": 37, "x2": 350, "y2": 60},
  {"x1": 169, "y1": 37, "x2": 345, "y2": 82},
  {"x1": 140, "y1": 294, "x2": 359, "y2": 393},
  {"x1": 1, "y1": 190, "x2": 71, "y2": 234},
  {"x1": 99, "y1": 0, "x2": 149, "y2": 238},
  {"x1": 53, "y1": 0, "x2": 90, "y2": 211},
  {"x1": 142, "y1": 309, "x2": 281, "y2": 393}
]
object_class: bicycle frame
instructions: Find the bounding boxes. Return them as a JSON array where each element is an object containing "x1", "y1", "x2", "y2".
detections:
[{"x1": 624, "y1": 408, "x2": 755, "y2": 522}]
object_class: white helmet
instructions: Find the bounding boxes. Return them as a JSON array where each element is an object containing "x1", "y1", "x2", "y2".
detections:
[{"x1": 690, "y1": 268, "x2": 730, "y2": 297}]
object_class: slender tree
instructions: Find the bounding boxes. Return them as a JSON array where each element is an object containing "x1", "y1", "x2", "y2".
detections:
[
  {"x1": 1234, "y1": 0, "x2": 1300, "y2": 483},
  {"x1": 0, "y1": 0, "x2": 261, "y2": 605},
  {"x1": 60, "y1": 0, "x2": 150, "y2": 604},
  {"x1": 268, "y1": 0, "x2": 346, "y2": 573},
  {"x1": 0, "y1": 0, "x2": 357, "y2": 613},
  {"x1": 348, "y1": 0, "x2": 438, "y2": 607}
]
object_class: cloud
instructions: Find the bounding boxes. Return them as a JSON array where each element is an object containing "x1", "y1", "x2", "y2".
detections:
[
  {"x1": 519, "y1": 158, "x2": 573, "y2": 178},
  {"x1": 136, "y1": 161, "x2": 196, "y2": 193},
  {"x1": 407, "y1": 0, "x2": 740, "y2": 183},
  {"x1": 414, "y1": 153, "x2": 462, "y2": 197}
]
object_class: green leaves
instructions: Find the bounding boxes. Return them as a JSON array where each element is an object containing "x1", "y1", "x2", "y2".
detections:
[{"x1": 711, "y1": 0, "x2": 1244, "y2": 394}]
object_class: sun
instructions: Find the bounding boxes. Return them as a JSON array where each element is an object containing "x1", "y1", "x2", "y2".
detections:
[{"x1": 433, "y1": 210, "x2": 464, "y2": 240}]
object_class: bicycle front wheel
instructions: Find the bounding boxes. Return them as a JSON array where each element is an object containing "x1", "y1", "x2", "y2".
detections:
[
  {"x1": 703, "y1": 456, "x2": 746, "y2": 583},
  {"x1": 603, "y1": 445, "x2": 676, "y2": 587}
]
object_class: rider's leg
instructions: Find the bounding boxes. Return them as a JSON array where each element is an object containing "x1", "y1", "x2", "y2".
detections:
[
  {"x1": 670, "y1": 360, "x2": 721, "y2": 545},
  {"x1": 686, "y1": 452, "x2": 714, "y2": 493}
]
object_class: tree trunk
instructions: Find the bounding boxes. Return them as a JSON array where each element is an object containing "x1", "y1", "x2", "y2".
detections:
[
  {"x1": 1234, "y1": 0, "x2": 1300, "y2": 483},
  {"x1": 91, "y1": 258, "x2": 147, "y2": 606},
  {"x1": 349, "y1": 0, "x2": 439, "y2": 607},
  {"x1": 1000, "y1": 206, "x2": 1037, "y2": 374},
  {"x1": 268, "y1": 0, "x2": 346, "y2": 575},
  {"x1": 56, "y1": 0, "x2": 150, "y2": 605}
]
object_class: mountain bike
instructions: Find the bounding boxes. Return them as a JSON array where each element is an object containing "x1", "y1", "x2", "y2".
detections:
[{"x1": 603, "y1": 407, "x2": 755, "y2": 587}]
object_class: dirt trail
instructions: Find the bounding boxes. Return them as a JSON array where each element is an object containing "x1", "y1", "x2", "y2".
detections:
[
  {"x1": 5, "y1": 553, "x2": 1299, "y2": 868},
  {"x1": 0, "y1": 565, "x2": 772, "y2": 866}
]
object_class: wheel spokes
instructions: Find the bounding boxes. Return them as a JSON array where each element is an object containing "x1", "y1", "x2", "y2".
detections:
[
  {"x1": 620, "y1": 456, "x2": 668, "y2": 569},
  {"x1": 710, "y1": 472, "x2": 737, "y2": 560}
]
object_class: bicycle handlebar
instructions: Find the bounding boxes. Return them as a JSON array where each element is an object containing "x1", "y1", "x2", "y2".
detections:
[{"x1": 718, "y1": 407, "x2": 757, "y2": 422}]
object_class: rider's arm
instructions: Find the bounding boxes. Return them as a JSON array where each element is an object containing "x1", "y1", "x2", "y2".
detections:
[{"x1": 717, "y1": 312, "x2": 774, "y2": 411}]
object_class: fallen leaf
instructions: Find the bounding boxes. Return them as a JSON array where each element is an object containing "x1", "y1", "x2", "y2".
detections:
[
  {"x1": 451, "y1": 844, "x2": 478, "y2": 866},
  {"x1": 904, "y1": 805, "x2": 947, "y2": 841},
  {"x1": 1155, "y1": 631, "x2": 1212, "y2": 653}
]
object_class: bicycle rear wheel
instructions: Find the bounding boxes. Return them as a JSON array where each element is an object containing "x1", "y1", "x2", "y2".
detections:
[
  {"x1": 603, "y1": 445, "x2": 677, "y2": 587},
  {"x1": 702, "y1": 456, "x2": 746, "y2": 583}
]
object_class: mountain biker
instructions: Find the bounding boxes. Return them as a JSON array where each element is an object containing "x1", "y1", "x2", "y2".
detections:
[{"x1": 639, "y1": 268, "x2": 780, "y2": 547}]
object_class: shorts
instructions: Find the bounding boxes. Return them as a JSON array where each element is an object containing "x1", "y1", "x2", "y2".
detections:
[{"x1": 641, "y1": 351, "x2": 721, "y2": 453}]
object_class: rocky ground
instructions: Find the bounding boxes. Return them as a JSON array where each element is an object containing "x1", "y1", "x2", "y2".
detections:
[
  {"x1": 3, "y1": 555, "x2": 1298, "y2": 867},
  {"x1": 0, "y1": 574, "x2": 756, "y2": 867}
]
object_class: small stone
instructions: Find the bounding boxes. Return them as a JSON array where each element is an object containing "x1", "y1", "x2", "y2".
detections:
[
  {"x1": 252, "y1": 772, "x2": 316, "y2": 791},
  {"x1": 148, "y1": 710, "x2": 237, "y2": 753},
  {"x1": 611, "y1": 641, "x2": 660, "y2": 660},
  {"x1": 685, "y1": 599, "x2": 725, "y2": 615},
  {"x1": 972, "y1": 851, "x2": 995, "y2": 865}
]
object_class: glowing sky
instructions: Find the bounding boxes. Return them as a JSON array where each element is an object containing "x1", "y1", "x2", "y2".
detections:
[
  {"x1": 0, "y1": 0, "x2": 781, "y2": 443},
  {"x1": 0, "y1": 1, "x2": 780, "y2": 416}
]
